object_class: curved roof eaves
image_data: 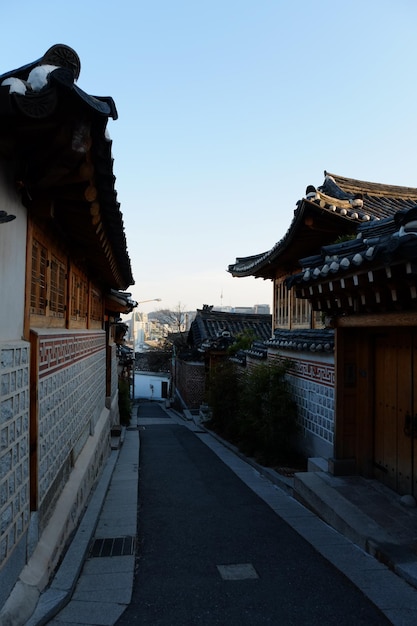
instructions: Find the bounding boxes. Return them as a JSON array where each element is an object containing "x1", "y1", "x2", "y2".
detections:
[
  {"x1": 228, "y1": 171, "x2": 417, "y2": 280},
  {"x1": 0, "y1": 44, "x2": 133, "y2": 289}
]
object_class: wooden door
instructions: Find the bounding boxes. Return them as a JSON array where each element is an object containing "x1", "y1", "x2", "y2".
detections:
[{"x1": 374, "y1": 330, "x2": 417, "y2": 495}]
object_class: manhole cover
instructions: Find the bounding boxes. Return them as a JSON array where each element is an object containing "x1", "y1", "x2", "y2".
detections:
[{"x1": 217, "y1": 563, "x2": 259, "y2": 580}]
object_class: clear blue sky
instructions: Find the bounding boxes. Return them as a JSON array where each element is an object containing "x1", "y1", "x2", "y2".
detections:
[{"x1": 3, "y1": 0, "x2": 417, "y2": 313}]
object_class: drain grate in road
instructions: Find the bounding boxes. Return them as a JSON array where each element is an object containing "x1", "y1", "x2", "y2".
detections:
[
  {"x1": 217, "y1": 563, "x2": 259, "y2": 580},
  {"x1": 90, "y1": 536, "x2": 136, "y2": 558}
]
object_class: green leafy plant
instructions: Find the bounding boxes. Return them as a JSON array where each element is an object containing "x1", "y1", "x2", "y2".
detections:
[
  {"x1": 118, "y1": 378, "x2": 132, "y2": 425},
  {"x1": 333, "y1": 233, "x2": 356, "y2": 244},
  {"x1": 206, "y1": 360, "x2": 241, "y2": 441},
  {"x1": 206, "y1": 359, "x2": 300, "y2": 467},
  {"x1": 227, "y1": 329, "x2": 256, "y2": 356},
  {"x1": 239, "y1": 361, "x2": 298, "y2": 465}
]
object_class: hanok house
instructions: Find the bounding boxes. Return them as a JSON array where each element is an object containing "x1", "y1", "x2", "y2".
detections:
[
  {"x1": 228, "y1": 172, "x2": 417, "y2": 480},
  {"x1": 287, "y1": 205, "x2": 417, "y2": 497},
  {"x1": 175, "y1": 305, "x2": 272, "y2": 410},
  {"x1": 0, "y1": 45, "x2": 134, "y2": 614}
]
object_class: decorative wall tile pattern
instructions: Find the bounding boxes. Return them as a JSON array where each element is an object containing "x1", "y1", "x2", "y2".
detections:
[
  {"x1": 0, "y1": 342, "x2": 30, "y2": 567},
  {"x1": 269, "y1": 350, "x2": 335, "y2": 447},
  {"x1": 37, "y1": 332, "x2": 106, "y2": 507},
  {"x1": 38, "y1": 332, "x2": 104, "y2": 376},
  {"x1": 110, "y1": 343, "x2": 118, "y2": 399}
]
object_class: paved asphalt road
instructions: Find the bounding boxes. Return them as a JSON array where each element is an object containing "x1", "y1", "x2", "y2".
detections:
[{"x1": 116, "y1": 403, "x2": 390, "y2": 626}]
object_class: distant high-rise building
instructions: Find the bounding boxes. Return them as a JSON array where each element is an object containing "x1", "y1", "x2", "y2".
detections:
[
  {"x1": 213, "y1": 304, "x2": 270, "y2": 315},
  {"x1": 253, "y1": 304, "x2": 270, "y2": 315}
]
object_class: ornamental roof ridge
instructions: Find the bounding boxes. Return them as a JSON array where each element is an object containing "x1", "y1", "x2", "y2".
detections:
[
  {"x1": 323, "y1": 171, "x2": 417, "y2": 199},
  {"x1": 287, "y1": 205, "x2": 417, "y2": 294},
  {"x1": 305, "y1": 189, "x2": 373, "y2": 223},
  {"x1": 0, "y1": 44, "x2": 116, "y2": 120}
]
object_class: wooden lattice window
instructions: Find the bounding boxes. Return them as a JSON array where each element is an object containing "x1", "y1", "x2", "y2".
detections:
[
  {"x1": 49, "y1": 255, "x2": 66, "y2": 317},
  {"x1": 276, "y1": 279, "x2": 289, "y2": 328},
  {"x1": 30, "y1": 239, "x2": 47, "y2": 315},
  {"x1": 275, "y1": 278, "x2": 316, "y2": 330},
  {"x1": 70, "y1": 274, "x2": 77, "y2": 318},
  {"x1": 90, "y1": 287, "x2": 103, "y2": 321},
  {"x1": 70, "y1": 271, "x2": 88, "y2": 320},
  {"x1": 291, "y1": 292, "x2": 311, "y2": 327},
  {"x1": 79, "y1": 277, "x2": 88, "y2": 318},
  {"x1": 313, "y1": 309, "x2": 325, "y2": 329}
]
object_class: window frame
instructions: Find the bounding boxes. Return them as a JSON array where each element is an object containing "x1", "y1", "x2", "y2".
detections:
[
  {"x1": 27, "y1": 221, "x2": 104, "y2": 331},
  {"x1": 274, "y1": 276, "x2": 324, "y2": 330}
]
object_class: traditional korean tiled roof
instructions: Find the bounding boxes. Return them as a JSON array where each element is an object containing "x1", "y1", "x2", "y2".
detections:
[
  {"x1": 229, "y1": 340, "x2": 269, "y2": 366},
  {"x1": 0, "y1": 44, "x2": 133, "y2": 290},
  {"x1": 105, "y1": 290, "x2": 138, "y2": 315},
  {"x1": 228, "y1": 172, "x2": 417, "y2": 281},
  {"x1": 286, "y1": 206, "x2": 417, "y2": 316},
  {"x1": 267, "y1": 328, "x2": 335, "y2": 353},
  {"x1": 229, "y1": 350, "x2": 247, "y2": 365},
  {"x1": 117, "y1": 343, "x2": 134, "y2": 368},
  {"x1": 246, "y1": 339, "x2": 269, "y2": 359},
  {"x1": 188, "y1": 306, "x2": 272, "y2": 353}
]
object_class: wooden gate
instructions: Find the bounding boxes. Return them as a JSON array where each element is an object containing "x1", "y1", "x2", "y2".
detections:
[{"x1": 374, "y1": 330, "x2": 417, "y2": 495}]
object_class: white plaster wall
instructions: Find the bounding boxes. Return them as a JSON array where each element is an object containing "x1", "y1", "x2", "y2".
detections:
[
  {"x1": 0, "y1": 164, "x2": 26, "y2": 341},
  {"x1": 134, "y1": 372, "x2": 170, "y2": 400}
]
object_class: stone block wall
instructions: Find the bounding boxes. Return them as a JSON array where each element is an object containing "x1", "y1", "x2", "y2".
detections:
[
  {"x1": 110, "y1": 342, "x2": 118, "y2": 400},
  {"x1": 35, "y1": 330, "x2": 106, "y2": 527},
  {"x1": 269, "y1": 349, "x2": 335, "y2": 459},
  {"x1": 0, "y1": 342, "x2": 30, "y2": 570},
  {"x1": 108, "y1": 342, "x2": 119, "y2": 426}
]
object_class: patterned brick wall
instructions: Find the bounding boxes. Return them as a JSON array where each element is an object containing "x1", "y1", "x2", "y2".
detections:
[
  {"x1": 0, "y1": 342, "x2": 30, "y2": 568},
  {"x1": 110, "y1": 342, "x2": 118, "y2": 400},
  {"x1": 269, "y1": 349, "x2": 335, "y2": 456},
  {"x1": 176, "y1": 360, "x2": 205, "y2": 409},
  {"x1": 36, "y1": 331, "x2": 106, "y2": 519}
]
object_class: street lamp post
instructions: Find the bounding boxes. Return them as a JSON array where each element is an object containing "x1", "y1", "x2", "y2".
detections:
[{"x1": 131, "y1": 298, "x2": 161, "y2": 400}]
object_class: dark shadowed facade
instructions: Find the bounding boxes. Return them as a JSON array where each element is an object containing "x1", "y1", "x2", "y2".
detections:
[
  {"x1": 229, "y1": 172, "x2": 417, "y2": 492},
  {"x1": 0, "y1": 45, "x2": 134, "y2": 615}
]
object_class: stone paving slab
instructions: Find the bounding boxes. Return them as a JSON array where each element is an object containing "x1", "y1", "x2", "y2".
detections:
[
  {"x1": 81, "y1": 555, "x2": 135, "y2": 576},
  {"x1": 72, "y1": 569, "x2": 133, "y2": 594},
  {"x1": 48, "y1": 599, "x2": 126, "y2": 625}
]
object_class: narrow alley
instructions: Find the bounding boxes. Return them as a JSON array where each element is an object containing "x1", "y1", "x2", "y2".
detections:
[
  {"x1": 116, "y1": 402, "x2": 391, "y2": 625},
  {"x1": 45, "y1": 402, "x2": 417, "y2": 626}
]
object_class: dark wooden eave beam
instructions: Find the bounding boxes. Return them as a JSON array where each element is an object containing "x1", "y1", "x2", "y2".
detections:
[{"x1": 304, "y1": 262, "x2": 417, "y2": 315}]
